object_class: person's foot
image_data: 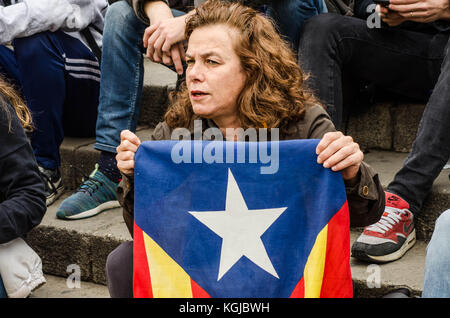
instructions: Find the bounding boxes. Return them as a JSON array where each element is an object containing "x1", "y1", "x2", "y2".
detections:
[
  {"x1": 351, "y1": 191, "x2": 416, "y2": 263},
  {"x1": 38, "y1": 165, "x2": 64, "y2": 206},
  {"x1": 56, "y1": 164, "x2": 120, "y2": 220}
]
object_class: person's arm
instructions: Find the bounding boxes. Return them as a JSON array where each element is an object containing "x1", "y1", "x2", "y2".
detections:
[
  {"x1": 306, "y1": 105, "x2": 384, "y2": 227},
  {"x1": 116, "y1": 122, "x2": 172, "y2": 237},
  {"x1": 388, "y1": 0, "x2": 450, "y2": 23},
  {"x1": 0, "y1": 0, "x2": 108, "y2": 44},
  {"x1": 0, "y1": 106, "x2": 46, "y2": 244},
  {"x1": 141, "y1": 1, "x2": 196, "y2": 74}
]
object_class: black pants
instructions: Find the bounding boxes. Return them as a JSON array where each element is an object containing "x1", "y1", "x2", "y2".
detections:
[
  {"x1": 298, "y1": 13, "x2": 450, "y2": 214},
  {"x1": 106, "y1": 241, "x2": 133, "y2": 298}
]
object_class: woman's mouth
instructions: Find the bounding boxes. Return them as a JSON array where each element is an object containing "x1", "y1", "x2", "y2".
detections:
[{"x1": 191, "y1": 90, "x2": 209, "y2": 100}]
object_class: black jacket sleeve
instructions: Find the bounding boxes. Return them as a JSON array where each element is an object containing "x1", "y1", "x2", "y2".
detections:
[{"x1": 0, "y1": 104, "x2": 46, "y2": 244}]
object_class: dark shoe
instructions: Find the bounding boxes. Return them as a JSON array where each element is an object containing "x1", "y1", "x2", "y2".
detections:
[
  {"x1": 382, "y1": 287, "x2": 412, "y2": 298},
  {"x1": 38, "y1": 165, "x2": 64, "y2": 206}
]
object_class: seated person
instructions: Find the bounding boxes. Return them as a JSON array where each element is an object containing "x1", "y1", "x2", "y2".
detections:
[
  {"x1": 0, "y1": 76, "x2": 46, "y2": 298},
  {"x1": 0, "y1": 0, "x2": 108, "y2": 207},
  {"x1": 298, "y1": 0, "x2": 450, "y2": 263},
  {"x1": 422, "y1": 209, "x2": 450, "y2": 298},
  {"x1": 56, "y1": 0, "x2": 328, "y2": 219},
  {"x1": 105, "y1": 0, "x2": 385, "y2": 297}
]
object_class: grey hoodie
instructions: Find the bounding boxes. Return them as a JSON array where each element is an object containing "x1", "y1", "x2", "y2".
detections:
[{"x1": 0, "y1": 0, "x2": 108, "y2": 50}]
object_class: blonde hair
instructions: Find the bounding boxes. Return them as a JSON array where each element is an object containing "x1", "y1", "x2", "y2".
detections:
[{"x1": 0, "y1": 76, "x2": 33, "y2": 131}]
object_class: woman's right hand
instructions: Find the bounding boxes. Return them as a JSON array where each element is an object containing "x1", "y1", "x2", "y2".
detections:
[{"x1": 116, "y1": 130, "x2": 141, "y2": 176}]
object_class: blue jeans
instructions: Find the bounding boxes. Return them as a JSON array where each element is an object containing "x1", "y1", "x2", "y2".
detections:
[
  {"x1": 0, "y1": 31, "x2": 100, "y2": 169},
  {"x1": 94, "y1": 0, "x2": 326, "y2": 153},
  {"x1": 422, "y1": 210, "x2": 450, "y2": 298},
  {"x1": 0, "y1": 275, "x2": 6, "y2": 298}
]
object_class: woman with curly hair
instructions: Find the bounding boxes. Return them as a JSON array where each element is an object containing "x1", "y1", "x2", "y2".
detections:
[
  {"x1": 106, "y1": 0, "x2": 385, "y2": 297},
  {"x1": 0, "y1": 77, "x2": 46, "y2": 298}
]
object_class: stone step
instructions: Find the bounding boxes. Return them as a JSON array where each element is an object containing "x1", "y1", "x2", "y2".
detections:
[
  {"x1": 138, "y1": 60, "x2": 426, "y2": 153},
  {"x1": 29, "y1": 274, "x2": 109, "y2": 298},
  {"x1": 26, "y1": 194, "x2": 427, "y2": 297}
]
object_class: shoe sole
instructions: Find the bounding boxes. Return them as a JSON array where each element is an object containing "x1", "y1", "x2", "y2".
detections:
[
  {"x1": 58, "y1": 200, "x2": 121, "y2": 220},
  {"x1": 353, "y1": 229, "x2": 417, "y2": 263},
  {"x1": 46, "y1": 184, "x2": 65, "y2": 207}
]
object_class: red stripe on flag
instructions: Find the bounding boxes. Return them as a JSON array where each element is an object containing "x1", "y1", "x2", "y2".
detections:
[
  {"x1": 289, "y1": 276, "x2": 305, "y2": 298},
  {"x1": 320, "y1": 201, "x2": 353, "y2": 298},
  {"x1": 190, "y1": 279, "x2": 211, "y2": 298},
  {"x1": 133, "y1": 222, "x2": 153, "y2": 298}
]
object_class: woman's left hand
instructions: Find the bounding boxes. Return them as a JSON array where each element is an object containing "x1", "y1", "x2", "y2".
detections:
[{"x1": 316, "y1": 131, "x2": 364, "y2": 182}]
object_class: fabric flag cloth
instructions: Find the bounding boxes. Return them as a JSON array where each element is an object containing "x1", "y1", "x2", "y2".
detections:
[{"x1": 133, "y1": 139, "x2": 353, "y2": 298}]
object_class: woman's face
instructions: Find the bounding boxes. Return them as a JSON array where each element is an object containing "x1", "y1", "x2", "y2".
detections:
[{"x1": 186, "y1": 24, "x2": 247, "y2": 128}]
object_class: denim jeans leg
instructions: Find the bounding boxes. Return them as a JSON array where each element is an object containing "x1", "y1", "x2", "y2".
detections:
[
  {"x1": 0, "y1": 275, "x2": 6, "y2": 298},
  {"x1": 422, "y1": 210, "x2": 450, "y2": 298},
  {"x1": 387, "y1": 38, "x2": 450, "y2": 213},
  {"x1": 266, "y1": 0, "x2": 326, "y2": 51},
  {"x1": 94, "y1": 1, "x2": 186, "y2": 154},
  {"x1": 94, "y1": 1, "x2": 148, "y2": 154}
]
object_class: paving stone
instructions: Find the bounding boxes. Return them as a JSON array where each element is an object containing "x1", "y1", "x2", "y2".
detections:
[
  {"x1": 391, "y1": 103, "x2": 425, "y2": 153},
  {"x1": 30, "y1": 274, "x2": 109, "y2": 298},
  {"x1": 27, "y1": 193, "x2": 130, "y2": 285},
  {"x1": 346, "y1": 102, "x2": 393, "y2": 151},
  {"x1": 350, "y1": 230, "x2": 426, "y2": 298}
]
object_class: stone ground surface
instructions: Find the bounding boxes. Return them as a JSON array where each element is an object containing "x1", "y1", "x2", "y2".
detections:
[{"x1": 30, "y1": 275, "x2": 109, "y2": 298}]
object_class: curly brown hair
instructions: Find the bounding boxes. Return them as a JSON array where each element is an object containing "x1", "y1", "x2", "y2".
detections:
[
  {"x1": 0, "y1": 76, "x2": 33, "y2": 131},
  {"x1": 164, "y1": 0, "x2": 319, "y2": 135}
]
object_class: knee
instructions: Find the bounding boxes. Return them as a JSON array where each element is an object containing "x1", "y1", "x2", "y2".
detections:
[
  {"x1": 106, "y1": 241, "x2": 133, "y2": 282},
  {"x1": 434, "y1": 210, "x2": 450, "y2": 235},
  {"x1": 105, "y1": 1, "x2": 138, "y2": 30},
  {"x1": 298, "y1": 13, "x2": 349, "y2": 52},
  {"x1": 427, "y1": 210, "x2": 450, "y2": 254}
]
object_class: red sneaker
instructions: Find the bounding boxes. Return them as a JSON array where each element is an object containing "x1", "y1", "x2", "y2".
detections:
[{"x1": 351, "y1": 192, "x2": 416, "y2": 263}]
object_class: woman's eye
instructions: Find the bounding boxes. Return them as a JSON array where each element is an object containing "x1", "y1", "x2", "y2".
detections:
[
  {"x1": 207, "y1": 59, "x2": 218, "y2": 65},
  {"x1": 186, "y1": 59, "x2": 195, "y2": 65}
]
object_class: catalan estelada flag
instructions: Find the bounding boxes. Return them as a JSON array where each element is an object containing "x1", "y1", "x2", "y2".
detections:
[{"x1": 133, "y1": 139, "x2": 352, "y2": 298}]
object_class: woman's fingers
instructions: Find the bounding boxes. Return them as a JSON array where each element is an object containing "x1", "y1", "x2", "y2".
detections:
[
  {"x1": 116, "y1": 130, "x2": 141, "y2": 175},
  {"x1": 317, "y1": 131, "x2": 363, "y2": 180}
]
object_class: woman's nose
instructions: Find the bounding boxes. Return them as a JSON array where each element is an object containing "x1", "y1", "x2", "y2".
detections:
[{"x1": 187, "y1": 62, "x2": 205, "y2": 82}]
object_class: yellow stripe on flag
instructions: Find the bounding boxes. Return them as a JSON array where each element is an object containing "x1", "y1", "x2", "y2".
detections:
[
  {"x1": 143, "y1": 232, "x2": 193, "y2": 298},
  {"x1": 304, "y1": 225, "x2": 328, "y2": 298}
]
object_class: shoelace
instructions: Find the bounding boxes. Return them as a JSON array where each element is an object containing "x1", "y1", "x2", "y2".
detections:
[
  {"x1": 38, "y1": 167, "x2": 58, "y2": 194},
  {"x1": 71, "y1": 166, "x2": 104, "y2": 197},
  {"x1": 366, "y1": 207, "x2": 409, "y2": 234},
  {"x1": 78, "y1": 177, "x2": 104, "y2": 196}
]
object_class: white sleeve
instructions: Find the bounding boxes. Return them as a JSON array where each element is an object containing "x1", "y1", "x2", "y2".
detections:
[{"x1": 0, "y1": 0, "x2": 107, "y2": 44}]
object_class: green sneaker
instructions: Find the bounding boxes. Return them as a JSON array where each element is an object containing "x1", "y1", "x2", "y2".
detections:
[{"x1": 56, "y1": 164, "x2": 120, "y2": 220}]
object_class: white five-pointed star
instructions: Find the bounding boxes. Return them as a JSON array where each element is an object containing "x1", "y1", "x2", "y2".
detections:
[{"x1": 189, "y1": 169, "x2": 287, "y2": 281}]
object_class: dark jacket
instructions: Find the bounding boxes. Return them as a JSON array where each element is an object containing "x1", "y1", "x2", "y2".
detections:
[
  {"x1": 117, "y1": 104, "x2": 385, "y2": 237},
  {"x1": 0, "y1": 102, "x2": 46, "y2": 244}
]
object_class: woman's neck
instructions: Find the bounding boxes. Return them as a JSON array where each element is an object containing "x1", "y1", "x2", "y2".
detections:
[{"x1": 213, "y1": 116, "x2": 241, "y2": 141}]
